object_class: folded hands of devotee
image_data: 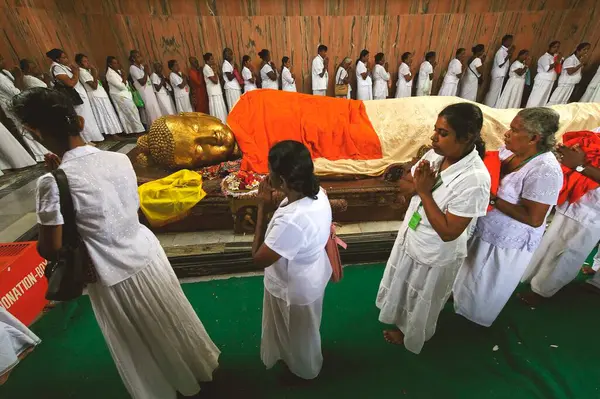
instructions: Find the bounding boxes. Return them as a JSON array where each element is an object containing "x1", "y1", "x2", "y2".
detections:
[
  {"x1": 413, "y1": 160, "x2": 437, "y2": 196},
  {"x1": 557, "y1": 144, "x2": 586, "y2": 169},
  {"x1": 44, "y1": 153, "x2": 61, "y2": 171},
  {"x1": 257, "y1": 176, "x2": 276, "y2": 211}
]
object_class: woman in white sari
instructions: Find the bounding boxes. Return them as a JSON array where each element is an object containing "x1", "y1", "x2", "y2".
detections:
[
  {"x1": 106, "y1": 56, "x2": 145, "y2": 134},
  {"x1": 496, "y1": 50, "x2": 530, "y2": 109},
  {"x1": 547, "y1": 42, "x2": 590, "y2": 105},
  {"x1": 356, "y1": 49, "x2": 373, "y2": 100},
  {"x1": 372, "y1": 52, "x2": 391, "y2": 100},
  {"x1": 395, "y1": 52, "x2": 413, "y2": 98},
  {"x1": 459, "y1": 45, "x2": 485, "y2": 102},
  {"x1": 129, "y1": 50, "x2": 163, "y2": 124}
]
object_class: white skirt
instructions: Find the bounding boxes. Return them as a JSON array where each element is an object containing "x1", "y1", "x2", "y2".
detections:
[
  {"x1": 496, "y1": 78, "x2": 525, "y2": 109},
  {"x1": 521, "y1": 213, "x2": 600, "y2": 297},
  {"x1": 484, "y1": 75, "x2": 505, "y2": 107},
  {"x1": 261, "y1": 289, "x2": 324, "y2": 380},
  {"x1": 89, "y1": 95, "x2": 123, "y2": 135},
  {"x1": 395, "y1": 83, "x2": 412, "y2": 98},
  {"x1": 111, "y1": 94, "x2": 145, "y2": 134},
  {"x1": 75, "y1": 93, "x2": 104, "y2": 142},
  {"x1": 356, "y1": 85, "x2": 373, "y2": 101},
  {"x1": 376, "y1": 241, "x2": 461, "y2": 354},
  {"x1": 0, "y1": 307, "x2": 41, "y2": 379},
  {"x1": 87, "y1": 247, "x2": 220, "y2": 399},
  {"x1": 547, "y1": 83, "x2": 575, "y2": 105},
  {"x1": 453, "y1": 237, "x2": 533, "y2": 327},
  {"x1": 208, "y1": 94, "x2": 228, "y2": 124},
  {"x1": 224, "y1": 88, "x2": 241, "y2": 112},
  {"x1": 174, "y1": 95, "x2": 194, "y2": 114},
  {"x1": 156, "y1": 92, "x2": 176, "y2": 116},
  {"x1": 526, "y1": 79, "x2": 554, "y2": 108},
  {"x1": 138, "y1": 86, "x2": 163, "y2": 125},
  {"x1": 0, "y1": 122, "x2": 36, "y2": 168},
  {"x1": 459, "y1": 76, "x2": 479, "y2": 102},
  {"x1": 580, "y1": 84, "x2": 600, "y2": 103},
  {"x1": 438, "y1": 81, "x2": 458, "y2": 96}
]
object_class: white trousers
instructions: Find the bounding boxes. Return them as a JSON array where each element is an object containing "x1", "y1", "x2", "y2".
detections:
[
  {"x1": 313, "y1": 90, "x2": 326, "y2": 96},
  {"x1": 526, "y1": 79, "x2": 554, "y2": 108}
]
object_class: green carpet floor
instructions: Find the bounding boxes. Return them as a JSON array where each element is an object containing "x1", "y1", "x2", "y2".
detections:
[{"x1": 3, "y1": 264, "x2": 600, "y2": 399}]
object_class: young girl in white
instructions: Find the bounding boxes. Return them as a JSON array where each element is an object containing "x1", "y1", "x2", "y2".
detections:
[
  {"x1": 241, "y1": 55, "x2": 257, "y2": 93},
  {"x1": 150, "y1": 62, "x2": 176, "y2": 115},
  {"x1": 281, "y1": 57, "x2": 297, "y2": 92},
  {"x1": 168, "y1": 59, "x2": 193, "y2": 113}
]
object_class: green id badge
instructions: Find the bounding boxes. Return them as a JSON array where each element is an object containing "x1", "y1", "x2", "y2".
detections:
[{"x1": 408, "y1": 211, "x2": 422, "y2": 230}]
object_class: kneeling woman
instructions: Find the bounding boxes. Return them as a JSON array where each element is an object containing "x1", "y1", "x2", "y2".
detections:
[
  {"x1": 252, "y1": 141, "x2": 333, "y2": 379},
  {"x1": 376, "y1": 103, "x2": 491, "y2": 354}
]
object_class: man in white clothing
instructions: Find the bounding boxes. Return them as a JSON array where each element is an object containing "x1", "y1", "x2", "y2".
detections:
[
  {"x1": 312, "y1": 45, "x2": 329, "y2": 96},
  {"x1": 484, "y1": 35, "x2": 515, "y2": 108},
  {"x1": 526, "y1": 41, "x2": 561, "y2": 108}
]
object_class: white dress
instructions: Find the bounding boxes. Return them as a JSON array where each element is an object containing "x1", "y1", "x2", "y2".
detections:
[
  {"x1": 372, "y1": 64, "x2": 390, "y2": 100},
  {"x1": 222, "y1": 60, "x2": 242, "y2": 111},
  {"x1": 281, "y1": 66, "x2": 297, "y2": 92},
  {"x1": 150, "y1": 73, "x2": 176, "y2": 115},
  {"x1": 521, "y1": 188, "x2": 600, "y2": 297},
  {"x1": 526, "y1": 52, "x2": 558, "y2": 108},
  {"x1": 311, "y1": 55, "x2": 328, "y2": 95},
  {"x1": 0, "y1": 121, "x2": 36, "y2": 169},
  {"x1": 395, "y1": 62, "x2": 413, "y2": 98},
  {"x1": 106, "y1": 68, "x2": 145, "y2": 134},
  {"x1": 129, "y1": 65, "x2": 163, "y2": 125},
  {"x1": 335, "y1": 67, "x2": 352, "y2": 99},
  {"x1": 22, "y1": 75, "x2": 48, "y2": 89},
  {"x1": 453, "y1": 148, "x2": 563, "y2": 327},
  {"x1": 496, "y1": 60, "x2": 526, "y2": 109},
  {"x1": 416, "y1": 61, "x2": 433, "y2": 96},
  {"x1": 484, "y1": 46, "x2": 510, "y2": 107},
  {"x1": 79, "y1": 69, "x2": 122, "y2": 135},
  {"x1": 260, "y1": 64, "x2": 279, "y2": 90},
  {"x1": 169, "y1": 72, "x2": 193, "y2": 113},
  {"x1": 459, "y1": 57, "x2": 482, "y2": 102},
  {"x1": 377, "y1": 148, "x2": 491, "y2": 354},
  {"x1": 547, "y1": 54, "x2": 582, "y2": 105},
  {"x1": 438, "y1": 59, "x2": 462, "y2": 96},
  {"x1": 36, "y1": 146, "x2": 220, "y2": 399},
  {"x1": 262, "y1": 189, "x2": 332, "y2": 379},
  {"x1": 580, "y1": 66, "x2": 600, "y2": 102},
  {"x1": 0, "y1": 307, "x2": 41, "y2": 379},
  {"x1": 51, "y1": 63, "x2": 103, "y2": 142},
  {"x1": 203, "y1": 64, "x2": 228, "y2": 123},
  {"x1": 242, "y1": 67, "x2": 257, "y2": 92},
  {"x1": 356, "y1": 60, "x2": 373, "y2": 100}
]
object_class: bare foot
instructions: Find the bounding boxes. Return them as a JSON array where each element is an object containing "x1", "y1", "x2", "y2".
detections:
[
  {"x1": 517, "y1": 291, "x2": 543, "y2": 306},
  {"x1": 582, "y1": 266, "x2": 597, "y2": 275},
  {"x1": 383, "y1": 329, "x2": 405, "y2": 345}
]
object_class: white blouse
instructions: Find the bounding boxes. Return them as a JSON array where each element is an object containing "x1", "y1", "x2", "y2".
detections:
[
  {"x1": 535, "y1": 52, "x2": 558, "y2": 82},
  {"x1": 106, "y1": 68, "x2": 132, "y2": 99},
  {"x1": 508, "y1": 60, "x2": 526, "y2": 80},
  {"x1": 311, "y1": 55, "x2": 328, "y2": 91},
  {"x1": 444, "y1": 58, "x2": 462, "y2": 84},
  {"x1": 79, "y1": 69, "x2": 109, "y2": 98},
  {"x1": 281, "y1": 66, "x2": 296, "y2": 92},
  {"x1": 202, "y1": 64, "x2": 222, "y2": 96},
  {"x1": 169, "y1": 72, "x2": 189, "y2": 98},
  {"x1": 372, "y1": 64, "x2": 390, "y2": 98},
  {"x1": 417, "y1": 61, "x2": 433, "y2": 91},
  {"x1": 222, "y1": 60, "x2": 241, "y2": 91},
  {"x1": 36, "y1": 146, "x2": 160, "y2": 287},
  {"x1": 150, "y1": 73, "x2": 169, "y2": 94},
  {"x1": 474, "y1": 147, "x2": 563, "y2": 252},
  {"x1": 260, "y1": 64, "x2": 278, "y2": 90},
  {"x1": 22, "y1": 75, "x2": 47, "y2": 89},
  {"x1": 356, "y1": 60, "x2": 372, "y2": 87},
  {"x1": 335, "y1": 66, "x2": 352, "y2": 94},
  {"x1": 264, "y1": 188, "x2": 332, "y2": 305},
  {"x1": 468, "y1": 57, "x2": 483, "y2": 78},
  {"x1": 491, "y1": 45, "x2": 510, "y2": 78},
  {"x1": 558, "y1": 54, "x2": 583, "y2": 85},
  {"x1": 397, "y1": 62, "x2": 413, "y2": 87},
  {"x1": 241, "y1": 67, "x2": 257, "y2": 92},
  {"x1": 51, "y1": 62, "x2": 87, "y2": 98}
]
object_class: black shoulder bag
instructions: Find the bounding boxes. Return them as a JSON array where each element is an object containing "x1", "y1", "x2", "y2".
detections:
[
  {"x1": 44, "y1": 169, "x2": 96, "y2": 301},
  {"x1": 51, "y1": 66, "x2": 84, "y2": 105}
]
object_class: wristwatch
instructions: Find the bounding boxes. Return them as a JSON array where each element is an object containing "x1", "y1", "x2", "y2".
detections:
[
  {"x1": 575, "y1": 165, "x2": 586, "y2": 173},
  {"x1": 489, "y1": 196, "x2": 498, "y2": 207}
]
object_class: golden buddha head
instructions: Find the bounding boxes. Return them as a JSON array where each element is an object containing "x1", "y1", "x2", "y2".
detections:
[{"x1": 138, "y1": 113, "x2": 240, "y2": 169}]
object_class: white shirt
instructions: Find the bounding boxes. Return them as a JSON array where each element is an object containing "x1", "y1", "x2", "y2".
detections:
[
  {"x1": 417, "y1": 61, "x2": 433, "y2": 91},
  {"x1": 150, "y1": 73, "x2": 168, "y2": 94},
  {"x1": 264, "y1": 189, "x2": 332, "y2": 305},
  {"x1": 535, "y1": 52, "x2": 558, "y2": 82},
  {"x1": 557, "y1": 188, "x2": 600, "y2": 226},
  {"x1": 335, "y1": 66, "x2": 352, "y2": 94},
  {"x1": 558, "y1": 54, "x2": 583, "y2": 85},
  {"x1": 0, "y1": 72, "x2": 20, "y2": 111},
  {"x1": 51, "y1": 62, "x2": 87, "y2": 99},
  {"x1": 222, "y1": 60, "x2": 241, "y2": 91},
  {"x1": 36, "y1": 146, "x2": 159, "y2": 286},
  {"x1": 241, "y1": 66, "x2": 257, "y2": 92},
  {"x1": 356, "y1": 60, "x2": 372, "y2": 87},
  {"x1": 508, "y1": 60, "x2": 526, "y2": 80},
  {"x1": 22, "y1": 75, "x2": 47, "y2": 89},
  {"x1": 398, "y1": 148, "x2": 491, "y2": 267},
  {"x1": 443, "y1": 58, "x2": 462, "y2": 84},
  {"x1": 474, "y1": 147, "x2": 563, "y2": 252},
  {"x1": 79, "y1": 69, "x2": 109, "y2": 98},
  {"x1": 169, "y1": 72, "x2": 189, "y2": 98},
  {"x1": 202, "y1": 64, "x2": 223, "y2": 96},
  {"x1": 1, "y1": 70, "x2": 14, "y2": 82},
  {"x1": 281, "y1": 66, "x2": 296, "y2": 92},
  {"x1": 397, "y1": 62, "x2": 413, "y2": 87},
  {"x1": 311, "y1": 55, "x2": 328, "y2": 91},
  {"x1": 491, "y1": 45, "x2": 510, "y2": 78},
  {"x1": 106, "y1": 68, "x2": 132, "y2": 99},
  {"x1": 129, "y1": 64, "x2": 151, "y2": 89},
  {"x1": 260, "y1": 64, "x2": 278, "y2": 90},
  {"x1": 372, "y1": 64, "x2": 390, "y2": 98},
  {"x1": 468, "y1": 57, "x2": 483, "y2": 78}
]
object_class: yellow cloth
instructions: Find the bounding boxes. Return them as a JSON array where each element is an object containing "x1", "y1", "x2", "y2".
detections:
[
  {"x1": 138, "y1": 170, "x2": 206, "y2": 227},
  {"x1": 313, "y1": 97, "x2": 600, "y2": 176}
]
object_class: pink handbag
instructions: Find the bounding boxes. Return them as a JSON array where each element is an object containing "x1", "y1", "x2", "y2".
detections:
[
  {"x1": 326, "y1": 224, "x2": 347, "y2": 283},
  {"x1": 233, "y1": 68, "x2": 244, "y2": 86}
]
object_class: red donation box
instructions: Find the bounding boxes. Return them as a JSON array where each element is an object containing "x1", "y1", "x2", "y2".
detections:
[{"x1": 0, "y1": 242, "x2": 48, "y2": 326}]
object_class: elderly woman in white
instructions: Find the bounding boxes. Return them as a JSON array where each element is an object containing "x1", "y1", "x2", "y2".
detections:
[
  {"x1": 372, "y1": 52, "x2": 391, "y2": 100},
  {"x1": 580, "y1": 65, "x2": 600, "y2": 103},
  {"x1": 547, "y1": 43, "x2": 590, "y2": 105},
  {"x1": 377, "y1": 103, "x2": 491, "y2": 354},
  {"x1": 13, "y1": 87, "x2": 219, "y2": 399},
  {"x1": 129, "y1": 50, "x2": 163, "y2": 125},
  {"x1": 395, "y1": 52, "x2": 413, "y2": 98},
  {"x1": 202, "y1": 53, "x2": 228, "y2": 123},
  {"x1": 335, "y1": 58, "x2": 352, "y2": 99},
  {"x1": 453, "y1": 108, "x2": 563, "y2": 327},
  {"x1": 496, "y1": 50, "x2": 530, "y2": 109},
  {"x1": 459, "y1": 45, "x2": 485, "y2": 102},
  {"x1": 416, "y1": 52, "x2": 436, "y2": 97},
  {"x1": 106, "y1": 57, "x2": 145, "y2": 134},
  {"x1": 253, "y1": 140, "x2": 332, "y2": 380},
  {"x1": 438, "y1": 49, "x2": 465, "y2": 96},
  {"x1": 526, "y1": 41, "x2": 561, "y2": 108},
  {"x1": 356, "y1": 49, "x2": 373, "y2": 100}
]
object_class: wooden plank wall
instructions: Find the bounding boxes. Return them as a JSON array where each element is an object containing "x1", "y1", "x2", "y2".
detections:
[{"x1": 1, "y1": 0, "x2": 599, "y2": 100}]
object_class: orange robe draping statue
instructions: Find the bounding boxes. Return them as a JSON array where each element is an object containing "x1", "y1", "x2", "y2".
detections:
[{"x1": 188, "y1": 67, "x2": 209, "y2": 114}]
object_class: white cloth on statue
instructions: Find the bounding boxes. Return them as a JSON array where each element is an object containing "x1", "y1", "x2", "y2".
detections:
[
  {"x1": 335, "y1": 67, "x2": 352, "y2": 99},
  {"x1": 260, "y1": 64, "x2": 279, "y2": 90},
  {"x1": 459, "y1": 57, "x2": 482, "y2": 102},
  {"x1": 580, "y1": 66, "x2": 600, "y2": 102},
  {"x1": 169, "y1": 72, "x2": 193, "y2": 113},
  {"x1": 416, "y1": 61, "x2": 433, "y2": 96},
  {"x1": 106, "y1": 68, "x2": 144, "y2": 134},
  {"x1": 496, "y1": 60, "x2": 526, "y2": 109},
  {"x1": 372, "y1": 64, "x2": 390, "y2": 100},
  {"x1": 0, "y1": 307, "x2": 41, "y2": 379},
  {"x1": 377, "y1": 147, "x2": 491, "y2": 354},
  {"x1": 484, "y1": 46, "x2": 510, "y2": 107},
  {"x1": 0, "y1": 121, "x2": 36, "y2": 169},
  {"x1": 282, "y1": 66, "x2": 296, "y2": 92},
  {"x1": 22, "y1": 75, "x2": 47, "y2": 89},
  {"x1": 438, "y1": 58, "x2": 462, "y2": 96},
  {"x1": 261, "y1": 188, "x2": 332, "y2": 379},
  {"x1": 51, "y1": 63, "x2": 103, "y2": 142},
  {"x1": 547, "y1": 54, "x2": 582, "y2": 105},
  {"x1": 222, "y1": 60, "x2": 242, "y2": 110},
  {"x1": 395, "y1": 62, "x2": 413, "y2": 98},
  {"x1": 79, "y1": 69, "x2": 122, "y2": 135},
  {"x1": 453, "y1": 147, "x2": 563, "y2": 327},
  {"x1": 356, "y1": 60, "x2": 373, "y2": 100},
  {"x1": 130, "y1": 65, "x2": 163, "y2": 124},
  {"x1": 526, "y1": 52, "x2": 558, "y2": 108},
  {"x1": 150, "y1": 73, "x2": 175, "y2": 115},
  {"x1": 311, "y1": 55, "x2": 328, "y2": 92},
  {"x1": 242, "y1": 67, "x2": 257, "y2": 92}
]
